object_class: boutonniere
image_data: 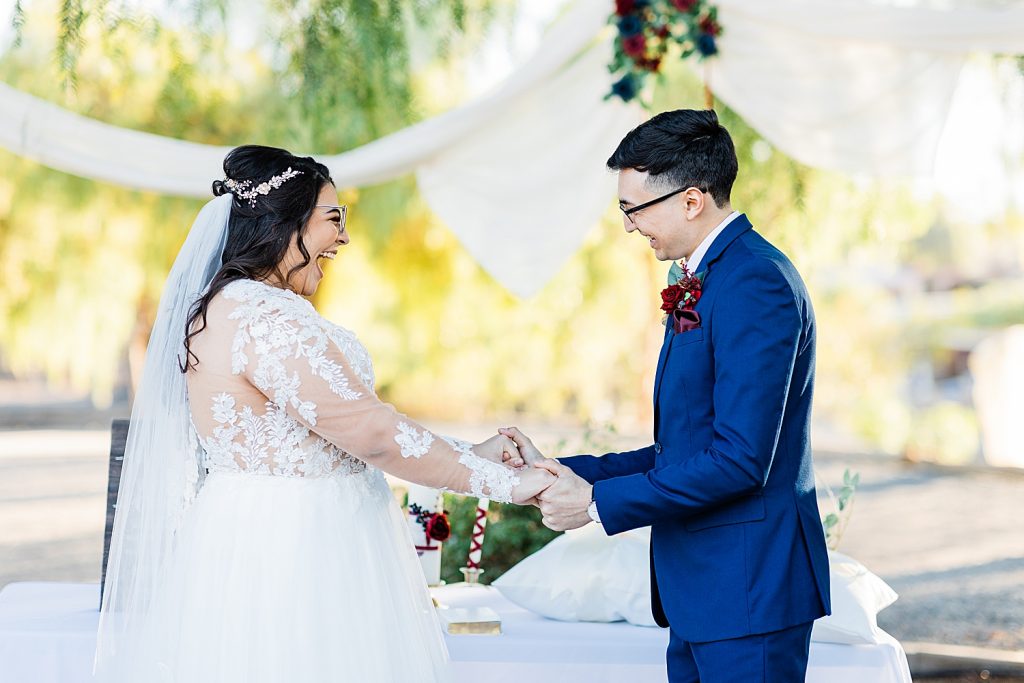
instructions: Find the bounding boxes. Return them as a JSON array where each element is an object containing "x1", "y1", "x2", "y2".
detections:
[
  {"x1": 408, "y1": 503, "x2": 452, "y2": 542},
  {"x1": 660, "y1": 262, "x2": 705, "y2": 333}
]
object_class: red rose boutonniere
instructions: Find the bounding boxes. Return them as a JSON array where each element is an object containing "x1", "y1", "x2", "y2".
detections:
[{"x1": 660, "y1": 262, "x2": 705, "y2": 333}]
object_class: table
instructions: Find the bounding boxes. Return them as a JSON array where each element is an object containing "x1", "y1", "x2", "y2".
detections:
[{"x1": 0, "y1": 582, "x2": 911, "y2": 683}]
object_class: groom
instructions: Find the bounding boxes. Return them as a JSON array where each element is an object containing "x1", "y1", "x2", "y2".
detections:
[{"x1": 503, "y1": 109, "x2": 831, "y2": 682}]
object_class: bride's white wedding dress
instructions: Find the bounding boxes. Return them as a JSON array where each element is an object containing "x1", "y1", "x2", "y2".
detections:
[{"x1": 110, "y1": 278, "x2": 518, "y2": 682}]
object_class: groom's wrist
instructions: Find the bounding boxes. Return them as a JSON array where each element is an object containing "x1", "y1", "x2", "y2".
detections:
[{"x1": 586, "y1": 496, "x2": 601, "y2": 524}]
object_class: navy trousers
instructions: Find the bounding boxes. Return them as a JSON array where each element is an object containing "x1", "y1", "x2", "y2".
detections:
[{"x1": 666, "y1": 621, "x2": 814, "y2": 683}]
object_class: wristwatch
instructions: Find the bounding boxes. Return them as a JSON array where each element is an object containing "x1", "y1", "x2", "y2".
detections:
[{"x1": 587, "y1": 498, "x2": 602, "y2": 524}]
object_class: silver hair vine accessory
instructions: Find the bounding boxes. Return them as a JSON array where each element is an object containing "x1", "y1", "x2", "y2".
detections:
[{"x1": 223, "y1": 167, "x2": 304, "y2": 208}]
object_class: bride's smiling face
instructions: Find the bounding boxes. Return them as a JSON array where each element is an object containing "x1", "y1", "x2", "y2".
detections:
[{"x1": 278, "y1": 183, "x2": 349, "y2": 296}]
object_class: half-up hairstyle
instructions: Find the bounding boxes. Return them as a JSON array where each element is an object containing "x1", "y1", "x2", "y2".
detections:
[{"x1": 180, "y1": 144, "x2": 334, "y2": 373}]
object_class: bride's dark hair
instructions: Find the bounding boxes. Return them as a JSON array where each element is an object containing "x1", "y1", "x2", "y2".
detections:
[{"x1": 180, "y1": 144, "x2": 334, "y2": 373}]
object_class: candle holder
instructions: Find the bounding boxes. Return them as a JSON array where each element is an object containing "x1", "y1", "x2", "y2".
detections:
[{"x1": 459, "y1": 567, "x2": 485, "y2": 585}]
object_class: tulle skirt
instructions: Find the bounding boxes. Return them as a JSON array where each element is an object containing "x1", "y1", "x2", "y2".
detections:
[{"x1": 105, "y1": 466, "x2": 451, "y2": 682}]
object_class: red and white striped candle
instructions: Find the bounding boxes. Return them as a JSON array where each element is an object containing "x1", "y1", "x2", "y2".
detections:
[{"x1": 466, "y1": 497, "x2": 490, "y2": 571}]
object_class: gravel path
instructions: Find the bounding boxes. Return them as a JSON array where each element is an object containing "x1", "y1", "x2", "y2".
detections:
[{"x1": 813, "y1": 452, "x2": 1024, "y2": 651}]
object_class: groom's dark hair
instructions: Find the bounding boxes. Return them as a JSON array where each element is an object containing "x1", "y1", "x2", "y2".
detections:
[{"x1": 607, "y1": 109, "x2": 737, "y2": 209}]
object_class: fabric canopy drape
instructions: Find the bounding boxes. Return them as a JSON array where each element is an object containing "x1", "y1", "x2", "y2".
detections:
[
  {"x1": 0, "y1": 0, "x2": 641, "y2": 297},
  {"x1": 707, "y1": 0, "x2": 1024, "y2": 178},
  {"x1": 2, "y1": 0, "x2": 1024, "y2": 294}
]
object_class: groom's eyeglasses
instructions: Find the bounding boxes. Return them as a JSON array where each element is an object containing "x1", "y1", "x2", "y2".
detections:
[{"x1": 620, "y1": 186, "x2": 708, "y2": 226}]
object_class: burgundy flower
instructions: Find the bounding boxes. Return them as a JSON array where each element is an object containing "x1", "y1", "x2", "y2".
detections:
[
  {"x1": 699, "y1": 16, "x2": 721, "y2": 36},
  {"x1": 615, "y1": 0, "x2": 637, "y2": 16},
  {"x1": 672, "y1": 0, "x2": 698, "y2": 11},
  {"x1": 623, "y1": 33, "x2": 647, "y2": 58},
  {"x1": 426, "y1": 512, "x2": 451, "y2": 542},
  {"x1": 661, "y1": 283, "x2": 688, "y2": 314}
]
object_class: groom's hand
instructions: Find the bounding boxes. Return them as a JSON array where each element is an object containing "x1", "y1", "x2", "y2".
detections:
[
  {"x1": 534, "y1": 459, "x2": 593, "y2": 531},
  {"x1": 511, "y1": 466, "x2": 558, "y2": 506}
]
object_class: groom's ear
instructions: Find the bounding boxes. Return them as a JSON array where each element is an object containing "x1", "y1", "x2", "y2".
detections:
[{"x1": 682, "y1": 187, "x2": 707, "y2": 220}]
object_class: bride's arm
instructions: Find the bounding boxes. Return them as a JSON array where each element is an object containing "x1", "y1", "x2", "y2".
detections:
[{"x1": 230, "y1": 305, "x2": 554, "y2": 504}]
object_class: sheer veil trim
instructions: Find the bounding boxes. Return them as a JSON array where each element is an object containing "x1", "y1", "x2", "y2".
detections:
[{"x1": 93, "y1": 193, "x2": 232, "y2": 676}]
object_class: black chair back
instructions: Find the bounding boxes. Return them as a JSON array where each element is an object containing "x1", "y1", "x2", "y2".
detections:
[{"x1": 101, "y1": 419, "x2": 129, "y2": 607}]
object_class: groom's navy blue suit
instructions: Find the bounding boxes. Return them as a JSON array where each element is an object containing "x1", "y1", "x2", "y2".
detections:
[{"x1": 560, "y1": 214, "x2": 830, "y2": 681}]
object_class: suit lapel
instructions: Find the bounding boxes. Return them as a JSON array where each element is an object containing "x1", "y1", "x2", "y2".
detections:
[
  {"x1": 653, "y1": 323, "x2": 673, "y2": 405},
  {"x1": 651, "y1": 214, "x2": 754, "y2": 427}
]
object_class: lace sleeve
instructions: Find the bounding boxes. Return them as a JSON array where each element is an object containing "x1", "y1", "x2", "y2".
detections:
[{"x1": 229, "y1": 297, "x2": 519, "y2": 502}]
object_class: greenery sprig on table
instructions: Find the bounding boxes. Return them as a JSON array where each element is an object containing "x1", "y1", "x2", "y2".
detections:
[{"x1": 819, "y1": 468, "x2": 861, "y2": 550}]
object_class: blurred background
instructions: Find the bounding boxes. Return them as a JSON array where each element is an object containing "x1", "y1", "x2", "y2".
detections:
[{"x1": 1, "y1": 0, "x2": 1022, "y2": 678}]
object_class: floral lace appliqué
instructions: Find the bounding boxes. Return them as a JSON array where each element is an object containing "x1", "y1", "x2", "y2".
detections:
[
  {"x1": 439, "y1": 436, "x2": 519, "y2": 503},
  {"x1": 192, "y1": 280, "x2": 374, "y2": 479},
  {"x1": 225, "y1": 281, "x2": 365, "y2": 428},
  {"x1": 200, "y1": 391, "x2": 367, "y2": 478},
  {"x1": 395, "y1": 422, "x2": 434, "y2": 459}
]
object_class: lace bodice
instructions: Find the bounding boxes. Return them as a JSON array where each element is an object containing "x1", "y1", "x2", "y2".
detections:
[{"x1": 183, "y1": 278, "x2": 518, "y2": 502}]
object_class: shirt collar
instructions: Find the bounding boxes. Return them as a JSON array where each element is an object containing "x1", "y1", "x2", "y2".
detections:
[{"x1": 685, "y1": 210, "x2": 740, "y2": 274}]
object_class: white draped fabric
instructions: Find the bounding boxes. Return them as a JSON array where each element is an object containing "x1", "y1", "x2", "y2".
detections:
[
  {"x1": 2, "y1": 0, "x2": 1024, "y2": 294},
  {"x1": 708, "y1": 0, "x2": 1024, "y2": 181}
]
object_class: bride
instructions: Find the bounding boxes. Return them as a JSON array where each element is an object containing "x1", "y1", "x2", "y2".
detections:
[{"x1": 93, "y1": 145, "x2": 555, "y2": 682}]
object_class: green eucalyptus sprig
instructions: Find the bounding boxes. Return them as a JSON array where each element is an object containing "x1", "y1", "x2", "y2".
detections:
[{"x1": 818, "y1": 468, "x2": 860, "y2": 550}]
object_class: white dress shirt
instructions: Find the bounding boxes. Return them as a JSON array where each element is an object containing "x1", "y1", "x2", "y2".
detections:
[{"x1": 685, "y1": 210, "x2": 740, "y2": 274}]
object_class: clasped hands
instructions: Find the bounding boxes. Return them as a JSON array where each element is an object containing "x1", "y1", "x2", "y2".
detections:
[{"x1": 471, "y1": 428, "x2": 593, "y2": 531}]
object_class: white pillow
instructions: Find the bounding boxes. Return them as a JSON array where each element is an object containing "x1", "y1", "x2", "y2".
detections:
[
  {"x1": 494, "y1": 527, "x2": 898, "y2": 642},
  {"x1": 493, "y1": 524, "x2": 658, "y2": 627},
  {"x1": 811, "y1": 550, "x2": 899, "y2": 645}
]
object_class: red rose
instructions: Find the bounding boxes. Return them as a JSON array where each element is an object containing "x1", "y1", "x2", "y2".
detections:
[
  {"x1": 615, "y1": 0, "x2": 636, "y2": 16},
  {"x1": 660, "y1": 283, "x2": 688, "y2": 314},
  {"x1": 672, "y1": 0, "x2": 698, "y2": 11},
  {"x1": 426, "y1": 512, "x2": 451, "y2": 542},
  {"x1": 622, "y1": 33, "x2": 647, "y2": 58},
  {"x1": 655, "y1": 25, "x2": 671, "y2": 39}
]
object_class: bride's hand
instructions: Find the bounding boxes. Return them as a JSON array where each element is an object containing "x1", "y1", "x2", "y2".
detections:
[
  {"x1": 511, "y1": 465, "x2": 557, "y2": 506},
  {"x1": 497, "y1": 426, "x2": 545, "y2": 466},
  {"x1": 472, "y1": 433, "x2": 526, "y2": 469}
]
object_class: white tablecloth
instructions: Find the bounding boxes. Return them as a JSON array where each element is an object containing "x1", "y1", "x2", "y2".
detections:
[{"x1": 0, "y1": 582, "x2": 912, "y2": 683}]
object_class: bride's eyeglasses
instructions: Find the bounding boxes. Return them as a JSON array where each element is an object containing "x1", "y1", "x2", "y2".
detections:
[
  {"x1": 620, "y1": 186, "x2": 708, "y2": 226},
  {"x1": 316, "y1": 204, "x2": 348, "y2": 234}
]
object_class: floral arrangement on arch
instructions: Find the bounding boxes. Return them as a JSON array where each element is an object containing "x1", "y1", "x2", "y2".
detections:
[{"x1": 608, "y1": 0, "x2": 723, "y2": 103}]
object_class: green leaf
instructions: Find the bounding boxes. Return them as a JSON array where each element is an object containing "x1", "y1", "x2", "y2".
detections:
[{"x1": 668, "y1": 261, "x2": 684, "y2": 285}]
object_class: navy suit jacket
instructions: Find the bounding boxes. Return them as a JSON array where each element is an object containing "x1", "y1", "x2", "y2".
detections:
[{"x1": 560, "y1": 214, "x2": 831, "y2": 642}]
